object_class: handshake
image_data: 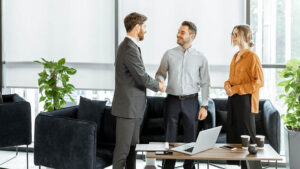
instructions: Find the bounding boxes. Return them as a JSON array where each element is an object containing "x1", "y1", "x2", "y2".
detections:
[{"x1": 158, "y1": 81, "x2": 166, "y2": 92}]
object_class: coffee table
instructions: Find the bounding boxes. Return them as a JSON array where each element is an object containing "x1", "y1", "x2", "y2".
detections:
[{"x1": 144, "y1": 143, "x2": 282, "y2": 169}]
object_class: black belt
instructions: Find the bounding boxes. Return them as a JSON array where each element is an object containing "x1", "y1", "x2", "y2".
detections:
[{"x1": 168, "y1": 93, "x2": 198, "y2": 100}]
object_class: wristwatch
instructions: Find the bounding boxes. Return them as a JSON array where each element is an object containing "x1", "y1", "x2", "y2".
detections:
[{"x1": 201, "y1": 106, "x2": 208, "y2": 110}]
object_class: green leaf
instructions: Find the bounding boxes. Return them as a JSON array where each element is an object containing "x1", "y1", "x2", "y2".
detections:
[
  {"x1": 279, "y1": 94, "x2": 286, "y2": 99},
  {"x1": 39, "y1": 96, "x2": 46, "y2": 102},
  {"x1": 58, "y1": 58, "x2": 66, "y2": 66},
  {"x1": 39, "y1": 86, "x2": 45, "y2": 93},
  {"x1": 70, "y1": 97, "x2": 75, "y2": 102},
  {"x1": 283, "y1": 72, "x2": 293, "y2": 78},
  {"x1": 278, "y1": 80, "x2": 290, "y2": 86},
  {"x1": 285, "y1": 85, "x2": 291, "y2": 93},
  {"x1": 38, "y1": 71, "x2": 47, "y2": 77},
  {"x1": 41, "y1": 58, "x2": 47, "y2": 62},
  {"x1": 67, "y1": 84, "x2": 75, "y2": 89},
  {"x1": 34, "y1": 60, "x2": 42, "y2": 64},
  {"x1": 66, "y1": 68, "x2": 77, "y2": 75}
]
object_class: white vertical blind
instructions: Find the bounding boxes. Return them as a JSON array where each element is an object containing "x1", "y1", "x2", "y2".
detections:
[
  {"x1": 2, "y1": 0, "x2": 115, "y2": 89},
  {"x1": 119, "y1": 0, "x2": 245, "y2": 87},
  {"x1": 3, "y1": 0, "x2": 246, "y2": 89}
]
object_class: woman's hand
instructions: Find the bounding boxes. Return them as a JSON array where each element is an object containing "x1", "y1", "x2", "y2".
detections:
[{"x1": 225, "y1": 85, "x2": 233, "y2": 96}]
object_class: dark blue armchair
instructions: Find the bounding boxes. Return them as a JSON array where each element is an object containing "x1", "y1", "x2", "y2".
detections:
[{"x1": 0, "y1": 94, "x2": 32, "y2": 169}]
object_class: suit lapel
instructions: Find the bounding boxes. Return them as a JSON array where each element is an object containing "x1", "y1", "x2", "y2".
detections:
[
  {"x1": 137, "y1": 47, "x2": 144, "y2": 64},
  {"x1": 125, "y1": 37, "x2": 144, "y2": 63}
]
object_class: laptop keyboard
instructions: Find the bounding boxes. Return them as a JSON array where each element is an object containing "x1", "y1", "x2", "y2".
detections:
[{"x1": 184, "y1": 147, "x2": 194, "y2": 153}]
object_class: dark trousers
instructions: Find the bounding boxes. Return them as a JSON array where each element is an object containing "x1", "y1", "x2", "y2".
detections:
[
  {"x1": 226, "y1": 94, "x2": 256, "y2": 169},
  {"x1": 113, "y1": 117, "x2": 141, "y2": 169},
  {"x1": 162, "y1": 95, "x2": 199, "y2": 169}
]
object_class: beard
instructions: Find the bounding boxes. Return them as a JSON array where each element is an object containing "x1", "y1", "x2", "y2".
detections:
[
  {"x1": 138, "y1": 30, "x2": 145, "y2": 41},
  {"x1": 177, "y1": 37, "x2": 186, "y2": 46}
]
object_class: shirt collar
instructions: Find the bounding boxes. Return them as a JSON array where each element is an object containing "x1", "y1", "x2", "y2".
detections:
[
  {"x1": 235, "y1": 49, "x2": 250, "y2": 59},
  {"x1": 126, "y1": 35, "x2": 140, "y2": 48},
  {"x1": 178, "y1": 45, "x2": 193, "y2": 53}
]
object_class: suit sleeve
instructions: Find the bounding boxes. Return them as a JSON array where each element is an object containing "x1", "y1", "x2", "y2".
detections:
[{"x1": 124, "y1": 47, "x2": 159, "y2": 92}]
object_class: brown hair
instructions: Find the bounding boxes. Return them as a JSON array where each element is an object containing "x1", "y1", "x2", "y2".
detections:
[
  {"x1": 182, "y1": 21, "x2": 197, "y2": 37},
  {"x1": 124, "y1": 12, "x2": 147, "y2": 33},
  {"x1": 232, "y1": 25, "x2": 254, "y2": 47}
]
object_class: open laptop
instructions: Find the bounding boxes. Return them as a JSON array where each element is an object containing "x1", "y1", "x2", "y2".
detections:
[{"x1": 171, "y1": 126, "x2": 222, "y2": 155}]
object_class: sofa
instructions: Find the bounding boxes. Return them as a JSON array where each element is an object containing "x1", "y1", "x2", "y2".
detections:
[
  {"x1": 34, "y1": 96, "x2": 281, "y2": 169},
  {"x1": 213, "y1": 98, "x2": 281, "y2": 153},
  {"x1": 34, "y1": 96, "x2": 215, "y2": 169}
]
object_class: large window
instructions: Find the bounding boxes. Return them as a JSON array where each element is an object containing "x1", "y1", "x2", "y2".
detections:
[
  {"x1": 250, "y1": 0, "x2": 300, "y2": 113},
  {"x1": 250, "y1": 0, "x2": 300, "y2": 155},
  {"x1": 250, "y1": 0, "x2": 300, "y2": 64}
]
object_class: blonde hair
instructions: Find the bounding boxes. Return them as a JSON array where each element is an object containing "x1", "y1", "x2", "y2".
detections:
[{"x1": 232, "y1": 25, "x2": 254, "y2": 48}]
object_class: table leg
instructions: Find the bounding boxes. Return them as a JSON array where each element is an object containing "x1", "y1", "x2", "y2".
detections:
[
  {"x1": 246, "y1": 160, "x2": 262, "y2": 169},
  {"x1": 144, "y1": 158, "x2": 157, "y2": 169},
  {"x1": 276, "y1": 160, "x2": 277, "y2": 169},
  {"x1": 207, "y1": 160, "x2": 209, "y2": 169}
]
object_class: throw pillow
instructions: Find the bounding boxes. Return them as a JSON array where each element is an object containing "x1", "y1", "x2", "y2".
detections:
[{"x1": 77, "y1": 96, "x2": 106, "y2": 131}]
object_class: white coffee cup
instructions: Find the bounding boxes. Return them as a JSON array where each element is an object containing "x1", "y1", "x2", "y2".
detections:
[
  {"x1": 241, "y1": 135, "x2": 250, "y2": 149},
  {"x1": 255, "y1": 135, "x2": 265, "y2": 149}
]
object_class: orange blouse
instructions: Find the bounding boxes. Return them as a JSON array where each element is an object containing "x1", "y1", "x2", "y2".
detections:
[{"x1": 224, "y1": 49, "x2": 264, "y2": 113}]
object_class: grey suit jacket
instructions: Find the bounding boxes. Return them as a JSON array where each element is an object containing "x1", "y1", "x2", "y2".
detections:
[{"x1": 111, "y1": 37, "x2": 159, "y2": 119}]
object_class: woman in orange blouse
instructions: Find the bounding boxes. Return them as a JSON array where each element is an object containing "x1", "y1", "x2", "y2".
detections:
[{"x1": 224, "y1": 25, "x2": 264, "y2": 159}]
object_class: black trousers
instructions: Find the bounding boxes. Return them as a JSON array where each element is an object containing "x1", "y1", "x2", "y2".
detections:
[
  {"x1": 226, "y1": 94, "x2": 256, "y2": 169},
  {"x1": 162, "y1": 95, "x2": 199, "y2": 169}
]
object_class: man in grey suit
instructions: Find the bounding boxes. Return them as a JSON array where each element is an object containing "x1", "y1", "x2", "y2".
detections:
[{"x1": 111, "y1": 12, "x2": 165, "y2": 169}]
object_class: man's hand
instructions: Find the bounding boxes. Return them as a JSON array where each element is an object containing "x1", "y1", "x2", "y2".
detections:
[
  {"x1": 159, "y1": 81, "x2": 166, "y2": 92},
  {"x1": 225, "y1": 85, "x2": 233, "y2": 97},
  {"x1": 198, "y1": 107, "x2": 208, "y2": 120}
]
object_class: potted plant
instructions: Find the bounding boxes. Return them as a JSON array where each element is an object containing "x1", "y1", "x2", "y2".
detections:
[
  {"x1": 34, "y1": 58, "x2": 77, "y2": 111},
  {"x1": 278, "y1": 58, "x2": 300, "y2": 169}
]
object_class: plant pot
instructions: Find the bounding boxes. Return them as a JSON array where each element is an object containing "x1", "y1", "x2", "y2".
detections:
[{"x1": 284, "y1": 126, "x2": 300, "y2": 169}]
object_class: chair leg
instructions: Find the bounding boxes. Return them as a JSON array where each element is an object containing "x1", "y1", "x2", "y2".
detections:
[
  {"x1": 26, "y1": 145, "x2": 29, "y2": 169},
  {"x1": 0, "y1": 146, "x2": 19, "y2": 165},
  {"x1": 39, "y1": 165, "x2": 41, "y2": 169}
]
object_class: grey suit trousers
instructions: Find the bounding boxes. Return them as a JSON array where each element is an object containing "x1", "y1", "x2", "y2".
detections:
[{"x1": 113, "y1": 117, "x2": 141, "y2": 169}]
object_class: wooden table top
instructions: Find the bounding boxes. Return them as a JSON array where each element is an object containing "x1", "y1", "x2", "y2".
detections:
[{"x1": 146, "y1": 143, "x2": 282, "y2": 161}]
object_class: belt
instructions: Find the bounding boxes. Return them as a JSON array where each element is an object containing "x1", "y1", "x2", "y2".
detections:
[{"x1": 168, "y1": 93, "x2": 198, "y2": 100}]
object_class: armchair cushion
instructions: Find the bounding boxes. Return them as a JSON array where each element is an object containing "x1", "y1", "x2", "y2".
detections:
[
  {"x1": 0, "y1": 92, "x2": 3, "y2": 104},
  {"x1": 77, "y1": 96, "x2": 106, "y2": 138},
  {"x1": 216, "y1": 110, "x2": 227, "y2": 132},
  {"x1": 98, "y1": 107, "x2": 116, "y2": 146},
  {"x1": 255, "y1": 110, "x2": 265, "y2": 135}
]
